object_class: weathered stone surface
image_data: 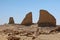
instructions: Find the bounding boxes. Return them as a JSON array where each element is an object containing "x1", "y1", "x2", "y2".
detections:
[
  {"x1": 8, "y1": 17, "x2": 15, "y2": 24},
  {"x1": 21, "y1": 12, "x2": 32, "y2": 26},
  {"x1": 38, "y1": 10, "x2": 56, "y2": 27},
  {"x1": 7, "y1": 36, "x2": 20, "y2": 40},
  {"x1": 50, "y1": 27, "x2": 60, "y2": 33}
]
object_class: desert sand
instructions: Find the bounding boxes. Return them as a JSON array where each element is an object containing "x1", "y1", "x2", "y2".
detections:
[{"x1": 0, "y1": 24, "x2": 60, "y2": 40}]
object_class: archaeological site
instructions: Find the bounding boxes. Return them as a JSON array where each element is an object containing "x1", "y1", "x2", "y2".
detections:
[
  {"x1": 8, "y1": 9, "x2": 56, "y2": 27},
  {"x1": 0, "y1": 9, "x2": 60, "y2": 40}
]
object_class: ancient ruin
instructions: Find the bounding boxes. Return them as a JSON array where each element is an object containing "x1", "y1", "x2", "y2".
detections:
[
  {"x1": 0, "y1": 10, "x2": 59, "y2": 40},
  {"x1": 38, "y1": 10, "x2": 56, "y2": 27},
  {"x1": 8, "y1": 17, "x2": 15, "y2": 24},
  {"x1": 7, "y1": 10, "x2": 56, "y2": 27},
  {"x1": 21, "y1": 12, "x2": 32, "y2": 26}
]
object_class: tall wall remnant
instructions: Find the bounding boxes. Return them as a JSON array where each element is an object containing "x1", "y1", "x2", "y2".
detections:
[
  {"x1": 38, "y1": 10, "x2": 56, "y2": 27},
  {"x1": 8, "y1": 17, "x2": 15, "y2": 24},
  {"x1": 21, "y1": 12, "x2": 32, "y2": 26}
]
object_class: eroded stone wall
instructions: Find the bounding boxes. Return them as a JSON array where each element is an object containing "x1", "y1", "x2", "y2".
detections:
[
  {"x1": 8, "y1": 17, "x2": 15, "y2": 24},
  {"x1": 21, "y1": 12, "x2": 32, "y2": 26},
  {"x1": 38, "y1": 10, "x2": 56, "y2": 27}
]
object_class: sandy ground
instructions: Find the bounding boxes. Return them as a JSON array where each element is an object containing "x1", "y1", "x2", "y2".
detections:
[
  {"x1": 0, "y1": 24, "x2": 60, "y2": 40},
  {"x1": 0, "y1": 33, "x2": 60, "y2": 40},
  {"x1": 35, "y1": 33, "x2": 60, "y2": 40}
]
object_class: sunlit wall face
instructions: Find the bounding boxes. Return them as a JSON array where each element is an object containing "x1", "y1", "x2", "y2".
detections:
[{"x1": 0, "y1": 0, "x2": 60, "y2": 25}]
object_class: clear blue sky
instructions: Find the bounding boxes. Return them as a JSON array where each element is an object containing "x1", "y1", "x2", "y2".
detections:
[{"x1": 0, "y1": 0, "x2": 60, "y2": 25}]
